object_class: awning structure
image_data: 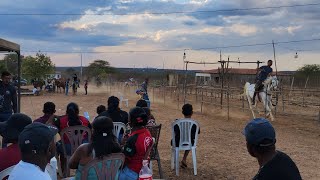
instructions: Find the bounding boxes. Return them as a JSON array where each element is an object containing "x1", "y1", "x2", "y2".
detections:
[{"x1": 0, "y1": 38, "x2": 21, "y2": 112}]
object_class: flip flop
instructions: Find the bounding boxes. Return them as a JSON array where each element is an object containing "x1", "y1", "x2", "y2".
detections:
[{"x1": 181, "y1": 161, "x2": 188, "y2": 168}]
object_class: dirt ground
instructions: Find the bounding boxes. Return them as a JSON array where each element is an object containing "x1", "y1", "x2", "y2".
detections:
[{"x1": 20, "y1": 85, "x2": 320, "y2": 180}]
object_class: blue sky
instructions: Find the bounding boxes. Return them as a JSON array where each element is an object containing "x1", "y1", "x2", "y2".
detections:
[{"x1": 1, "y1": 0, "x2": 320, "y2": 70}]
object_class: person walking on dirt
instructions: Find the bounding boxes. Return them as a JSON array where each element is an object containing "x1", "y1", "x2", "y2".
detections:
[
  {"x1": 84, "y1": 80, "x2": 88, "y2": 95},
  {"x1": 252, "y1": 60, "x2": 273, "y2": 105},
  {"x1": 65, "y1": 79, "x2": 70, "y2": 96},
  {"x1": 141, "y1": 78, "x2": 149, "y2": 101},
  {"x1": 243, "y1": 118, "x2": 302, "y2": 180}
]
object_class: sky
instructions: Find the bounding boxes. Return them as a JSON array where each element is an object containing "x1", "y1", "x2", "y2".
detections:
[{"x1": 1, "y1": 0, "x2": 320, "y2": 71}]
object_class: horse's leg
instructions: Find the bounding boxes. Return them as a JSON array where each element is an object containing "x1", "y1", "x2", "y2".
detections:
[{"x1": 246, "y1": 93, "x2": 256, "y2": 119}]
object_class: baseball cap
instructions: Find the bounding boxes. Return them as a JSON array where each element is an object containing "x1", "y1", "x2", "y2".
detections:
[
  {"x1": 0, "y1": 113, "x2": 32, "y2": 141},
  {"x1": 19, "y1": 122, "x2": 58, "y2": 154},
  {"x1": 243, "y1": 118, "x2": 276, "y2": 146}
]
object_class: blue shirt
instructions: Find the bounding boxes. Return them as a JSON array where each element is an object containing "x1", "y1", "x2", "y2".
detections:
[{"x1": 257, "y1": 66, "x2": 273, "y2": 81}]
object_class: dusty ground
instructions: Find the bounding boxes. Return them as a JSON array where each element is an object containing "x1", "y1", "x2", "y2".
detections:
[{"x1": 19, "y1": 85, "x2": 320, "y2": 180}]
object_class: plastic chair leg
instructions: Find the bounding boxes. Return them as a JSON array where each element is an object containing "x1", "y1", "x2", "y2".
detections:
[
  {"x1": 157, "y1": 158, "x2": 164, "y2": 179},
  {"x1": 125, "y1": 100, "x2": 129, "y2": 107},
  {"x1": 192, "y1": 148, "x2": 197, "y2": 176},
  {"x1": 171, "y1": 148, "x2": 175, "y2": 170},
  {"x1": 175, "y1": 149, "x2": 179, "y2": 176}
]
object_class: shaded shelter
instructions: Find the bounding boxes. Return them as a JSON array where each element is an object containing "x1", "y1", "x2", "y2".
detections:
[{"x1": 0, "y1": 38, "x2": 21, "y2": 112}]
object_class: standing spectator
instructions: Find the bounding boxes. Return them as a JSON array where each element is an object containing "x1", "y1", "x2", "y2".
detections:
[
  {"x1": 84, "y1": 80, "x2": 88, "y2": 95},
  {"x1": 69, "y1": 116, "x2": 122, "y2": 179},
  {"x1": 0, "y1": 71, "x2": 17, "y2": 122},
  {"x1": 141, "y1": 78, "x2": 149, "y2": 101},
  {"x1": 65, "y1": 78, "x2": 70, "y2": 96},
  {"x1": 34, "y1": 102, "x2": 57, "y2": 124},
  {"x1": 119, "y1": 107, "x2": 153, "y2": 180},
  {"x1": 0, "y1": 113, "x2": 32, "y2": 171},
  {"x1": 51, "y1": 102, "x2": 91, "y2": 174},
  {"x1": 243, "y1": 118, "x2": 302, "y2": 180},
  {"x1": 172, "y1": 104, "x2": 200, "y2": 168},
  {"x1": 9, "y1": 122, "x2": 58, "y2": 180}
]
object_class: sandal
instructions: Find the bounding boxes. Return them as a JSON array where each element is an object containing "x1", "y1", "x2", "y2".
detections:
[{"x1": 181, "y1": 161, "x2": 188, "y2": 168}]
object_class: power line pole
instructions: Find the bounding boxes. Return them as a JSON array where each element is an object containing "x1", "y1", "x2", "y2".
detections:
[{"x1": 80, "y1": 53, "x2": 83, "y2": 81}]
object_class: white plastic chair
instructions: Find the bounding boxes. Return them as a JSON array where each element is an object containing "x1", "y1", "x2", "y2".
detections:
[
  {"x1": 0, "y1": 165, "x2": 15, "y2": 180},
  {"x1": 118, "y1": 92, "x2": 129, "y2": 108},
  {"x1": 113, "y1": 122, "x2": 126, "y2": 140},
  {"x1": 171, "y1": 119, "x2": 199, "y2": 176}
]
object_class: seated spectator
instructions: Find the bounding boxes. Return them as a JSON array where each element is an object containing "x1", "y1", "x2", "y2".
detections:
[
  {"x1": 119, "y1": 107, "x2": 153, "y2": 180},
  {"x1": 136, "y1": 99, "x2": 148, "y2": 108},
  {"x1": 9, "y1": 122, "x2": 58, "y2": 180},
  {"x1": 99, "y1": 96, "x2": 128, "y2": 124},
  {"x1": 142, "y1": 107, "x2": 156, "y2": 126},
  {"x1": 0, "y1": 113, "x2": 32, "y2": 172},
  {"x1": 34, "y1": 102, "x2": 56, "y2": 124},
  {"x1": 172, "y1": 104, "x2": 200, "y2": 169},
  {"x1": 243, "y1": 118, "x2": 302, "y2": 179},
  {"x1": 51, "y1": 102, "x2": 91, "y2": 174},
  {"x1": 96, "y1": 105, "x2": 106, "y2": 116},
  {"x1": 32, "y1": 86, "x2": 40, "y2": 96},
  {"x1": 69, "y1": 116, "x2": 122, "y2": 179}
]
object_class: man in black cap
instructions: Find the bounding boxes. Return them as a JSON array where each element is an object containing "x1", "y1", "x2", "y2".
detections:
[
  {"x1": 243, "y1": 118, "x2": 302, "y2": 180},
  {"x1": 0, "y1": 113, "x2": 32, "y2": 171},
  {"x1": 9, "y1": 122, "x2": 58, "y2": 180},
  {"x1": 0, "y1": 71, "x2": 17, "y2": 122}
]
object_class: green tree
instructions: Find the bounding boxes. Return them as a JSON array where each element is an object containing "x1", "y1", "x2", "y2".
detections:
[
  {"x1": 86, "y1": 60, "x2": 114, "y2": 79},
  {"x1": 296, "y1": 64, "x2": 320, "y2": 77},
  {"x1": 22, "y1": 53, "x2": 55, "y2": 80},
  {"x1": 2, "y1": 54, "x2": 18, "y2": 74}
]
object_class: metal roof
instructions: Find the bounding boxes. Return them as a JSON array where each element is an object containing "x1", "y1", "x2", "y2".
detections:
[{"x1": 0, "y1": 38, "x2": 20, "y2": 52}]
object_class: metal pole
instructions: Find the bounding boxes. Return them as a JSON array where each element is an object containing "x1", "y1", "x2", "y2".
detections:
[
  {"x1": 80, "y1": 53, "x2": 83, "y2": 81},
  {"x1": 183, "y1": 62, "x2": 188, "y2": 104},
  {"x1": 17, "y1": 51, "x2": 21, "y2": 113}
]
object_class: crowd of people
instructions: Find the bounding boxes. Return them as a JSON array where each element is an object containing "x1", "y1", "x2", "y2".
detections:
[{"x1": 0, "y1": 69, "x2": 303, "y2": 180}]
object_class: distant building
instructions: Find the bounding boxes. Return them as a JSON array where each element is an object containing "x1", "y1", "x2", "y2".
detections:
[{"x1": 46, "y1": 71, "x2": 62, "y2": 79}]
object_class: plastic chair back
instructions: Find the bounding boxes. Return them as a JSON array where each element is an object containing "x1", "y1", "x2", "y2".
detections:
[
  {"x1": 172, "y1": 119, "x2": 199, "y2": 150},
  {"x1": 0, "y1": 165, "x2": 15, "y2": 180},
  {"x1": 112, "y1": 122, "x2": 126, "y2": 139},
  {"x1": 80, "y1": 153, "x2": 125, "y2": 180}
]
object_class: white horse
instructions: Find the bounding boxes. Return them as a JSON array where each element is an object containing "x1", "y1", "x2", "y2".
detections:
[{"x1": 243, "y1": 76, "x2": 279, "y2": 121}]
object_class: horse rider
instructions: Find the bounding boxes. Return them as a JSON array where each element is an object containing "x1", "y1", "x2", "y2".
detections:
[{"x1": 252, "y1": 60, "x2": 273, "y2": 105}]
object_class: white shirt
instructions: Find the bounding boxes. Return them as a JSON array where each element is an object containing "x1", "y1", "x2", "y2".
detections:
[
  {"x1": 9, "y1": 161, "x2": 52, "y2": 180},
  {"x1": 32, "y1": 88, "x2": 38, "y2": 94}
]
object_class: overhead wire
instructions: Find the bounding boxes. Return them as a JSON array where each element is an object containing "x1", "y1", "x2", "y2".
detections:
[
  {"x1": 0, "y1": 3, "x2": 319, "y2": 16},
  {"x1": 21, "y1": 38, "x2": 320, "y2": 54}
]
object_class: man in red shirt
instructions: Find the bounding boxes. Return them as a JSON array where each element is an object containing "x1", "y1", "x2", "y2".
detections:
[{"x1": 0, "y1": 113, "x2": 32, "y2": 171}]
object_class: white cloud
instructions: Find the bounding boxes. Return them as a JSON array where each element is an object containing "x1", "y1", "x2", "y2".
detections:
[
  {"x1": 272, "y1": 25, "x2": 302, "y2": 35},
  {"x1": 228, "y1": 23, "x2": 259, "y2": 36}
]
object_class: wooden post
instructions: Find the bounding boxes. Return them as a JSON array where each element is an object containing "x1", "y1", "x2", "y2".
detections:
[
  {"x1": 163, "y1": 86, "x2": 166, "y2": 104},
  {"x1": 288, "y1": 77, "x2": 294, "y2": 104},
  {"x1": 201, "y1": 86, "x2": 204, "y2": 113},
  {"x1": 302, "y1": 76, "x2": 309, "y2": 107}
]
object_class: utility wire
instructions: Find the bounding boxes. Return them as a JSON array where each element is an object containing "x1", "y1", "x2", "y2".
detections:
[
  {"x1": 1, "y1": 3, "x2": 320, "y2": 16},
  {"x1": 21, "y1": 38, "x2": 320, "y2": 54}
]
